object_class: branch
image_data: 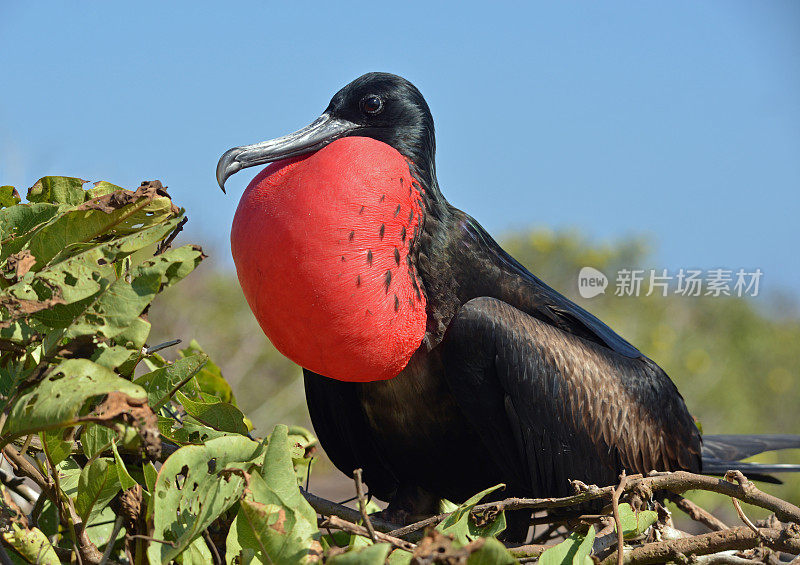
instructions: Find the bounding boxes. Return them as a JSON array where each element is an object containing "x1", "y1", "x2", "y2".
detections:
[
  {"x1": 352, "y1": 469, "x2": 376, "y2": 543},
  {"x1": 301, "y1": 489, "x2": 403, "y2": 535},
  {"x1": 319, "y1": 515, "x2": 416, "y2": 552},
  {"x1": 665, "y1": 492, "x2": 728, "y2": 531},
  {"x1": 461, "y1": 471, "x2": 800, "y2": 524},
  {"x1": 599, "y1": 525, "x2": 800, "y2": 565}
]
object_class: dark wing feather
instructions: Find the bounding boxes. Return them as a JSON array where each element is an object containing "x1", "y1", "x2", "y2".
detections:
[
  {"x1": 303, "y1": 369, "x2": 398, "y2": 499},
  {"x1": 460, "y1": 215, "x2": 642, "y2": 359},
  {"x1": 440, "y1": 297, "x2": 701, "y2": 497}
]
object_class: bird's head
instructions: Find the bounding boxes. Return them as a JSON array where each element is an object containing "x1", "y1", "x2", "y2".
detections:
[
  {"x1": 217, "y1": 72, "x2": 436, "y2": 193},
  {"x1": 217, "y1": 73, "x2": 434, "y2": 383}
]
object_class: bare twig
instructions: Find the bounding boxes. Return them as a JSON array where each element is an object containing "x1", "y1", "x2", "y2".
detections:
[
  {"x1": 99, "y1": 514, "x2": 124, "y2": 565},
  {"x1": 507, "y1": 543, "x2": 550, "y2": 561},
  {"x1": 319, "y1": 515, "x2": 415, "y2": 552},
  {"x1": 144, "y1": 339, "x2": 182, "y2": 355},
  {"x1": 301, "y1": 489, "x2": 403, "y2": 535},
  {"x1": 203, "y1": 529, "x2": 222, "y2": 565},
  {"x1": 155, "y1": 216, "x2": 188, "y2": 255},
  {"x1": 353, "y1": 468, "x2": 376, "y2": 543},
  {"x1": 665, "y1": 492, "x2": 728, "y2": 531},
  {"x1": 724, "y1": 471, "x2": 760, "y2": 538},
  {"x1": 126, "y1": 535, "x2": 177, "y2": 547},
  {"x1": 1, "y1": 447, "x2": 51, "y2": 496},
  {"x1": 612, "y1": 471, "x2": 628, "y2": 565}
]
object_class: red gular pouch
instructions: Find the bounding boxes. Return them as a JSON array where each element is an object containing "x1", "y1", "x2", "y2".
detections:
[{"x1": 231, "y1": 136, "x2": 428, "y2": 382}]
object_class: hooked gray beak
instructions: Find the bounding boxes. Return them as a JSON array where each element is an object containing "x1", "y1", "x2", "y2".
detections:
[{"x1": 216, "y1": 113, "x2": 358, "y2": 192}]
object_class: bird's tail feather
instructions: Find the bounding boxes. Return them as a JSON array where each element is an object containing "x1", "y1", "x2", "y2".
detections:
[{"x1": 701, "y1": 434, "x2": 800, "y2": 484}]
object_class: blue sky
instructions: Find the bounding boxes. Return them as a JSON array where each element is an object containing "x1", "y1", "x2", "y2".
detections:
[{"x1": 2, "y1": 2, "x2": 798, "y2": 296}]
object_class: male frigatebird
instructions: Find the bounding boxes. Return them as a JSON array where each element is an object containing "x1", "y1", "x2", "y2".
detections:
[{"x1": 217, "y1": 72, "x2": 800, "y2": 537}]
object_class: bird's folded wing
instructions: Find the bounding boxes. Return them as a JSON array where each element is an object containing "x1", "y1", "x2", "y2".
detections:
[{"x1": 440, "y1": 297, "x2": 702, "y2": 496}]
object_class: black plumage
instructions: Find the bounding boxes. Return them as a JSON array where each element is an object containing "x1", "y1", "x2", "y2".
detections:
[{"x1": 218, "y1": 72, "x2": 800, "y2": 537}]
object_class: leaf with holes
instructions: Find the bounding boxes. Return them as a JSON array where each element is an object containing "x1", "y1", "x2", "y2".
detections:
[
  {"x1": 54, "y1": 245, "x2": 203, "y2": 342},
  {"x1": 232, "y1": 425, "x2": 321, "y2": 563},
  {"x1": 158, "y1": 415, "x2": 234, "y2": 446},
  {"x1": 134, "y1": 353, "x2": 208, "y2": 409},
  {"x1": 436, "y1": 483, "x2": 506, "y2": 544},
  {"x1": 1, "y1": 523, "x2": 60, "y2": 565},
  {"x1": 3, "y1": 358, "x2": 147, "y2": 439},
  {"x1": 26, "y1": 176, "x2": 88, "y2": 206},
  {"x1": 20, "y1": 181, "x2": 179, "y2": 268},
  {"x1": 148, "y1": 435, "x2": 265, "y2": 564}
]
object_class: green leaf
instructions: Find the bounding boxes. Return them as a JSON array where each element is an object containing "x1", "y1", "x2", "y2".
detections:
[
  {"x1": 387, "y1": 548, "x2": 414, "y2": 565},
  {"x1": 1, "y1": 523, "x2": 60, "y2": 565},
  {"x1": 52, "y1": 245, "x2": 203, "y2": 343},
  {"x1": 175, "y1": 390, "x2": 249, "y2": 435},
  {"x1": 158, "y1": 415, "x2": 234, "y2": 446},
  {"x1": 148, "y1": 435, "x2": 264, "y2": 564},
  {"x1": 224, "y1": 514, "x2": 252, "y2": 565},
  {"x1": 85, "y1": 505, "x2": 125, "y2": 549},
  {"x1": 539, "y1": 526, "x2": 595, "y2": 565},
  {"x1": 179, "y1": 340, "x2": 236, "y2": 404},
  {"x1": 616, "y1": 503, "x2": 658, "y2": 539},
  {"x1": 81, "y1": 424, "x2": 117, "y2": 458},
  {"x1": 436, "y1": 483, "x2": 506, "y2": 544},
  {"x1": 234, "y1": 425, "x2": 321, "y2": 563},
  {"x1": 24, "y1": 184, "x2": 178, "y2": 267},
  {"x1": 176, "y1": 535, "x2": 213, "y2": 565},
  {"x1": 75, "y1": 457, "x2": 122, "y2": 524},
  {"x1": 27, "y1": 176, "x2": 87, "y2": 206},
  {"x1": 0, "y1": 202, "x2": 62, "y2": 261},
  {"x1": 467, "y1": 537, "x2": 517, "y2": 565},
  {"x1": 328, "y1": 543, "x2": 391, "y2": 564},
  {"x1": 143, "y1": 461, "x2": 158, "y2": 493},
  {"x1": 134, "y1": 353, "x2": 208, "y2": 409},
  {"x1": 40, "y1": 429, "x2": 72, "y2": 466},
  {"x1": 86, "y1": 180, "x2": 124, "y2": 199},
  {"x1": 55, "y1": 458, "x2": 82, "y2": 496},
  {"x1": 111, "y1": 440, "x2": 138, "y2": 490},
  {"x1": 0, "y1": 186, "x2": 21, "y2": 209},
  {"x1": 3, "y1": 358, "x2": 147, "y2": 438}
]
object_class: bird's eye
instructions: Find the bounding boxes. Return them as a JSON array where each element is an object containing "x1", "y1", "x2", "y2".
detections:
[{"x1": 361, "y1": 95, "x2": 383, "y2": 115}]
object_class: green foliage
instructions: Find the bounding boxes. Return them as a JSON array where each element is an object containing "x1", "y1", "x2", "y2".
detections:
[
  {"x1": 0, "y1": 178, "x2": 326, "y2": 563},
  {"x1": 1, "y1": 522, "x2": 60, "y2": 565},
  {"x1": 149, "y1": 435, "x2": 265, "y2": 563},
  {"x1": 538, "y1": 527, "x2": 595, "y2": 565},
  {"x1": 226, "y1": 426, "x2": 321, "y2": 564},
  {"x1": 616, "y1": 503, "x2": 658, "y2": 539},
  {"x1": 436, "y1": 484, "x2": 506, "y2": 543}
]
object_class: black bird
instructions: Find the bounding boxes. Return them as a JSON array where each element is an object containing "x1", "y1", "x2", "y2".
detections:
[{"x1": 217, "y1": 72, "x2": 800, "y2": 537}]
